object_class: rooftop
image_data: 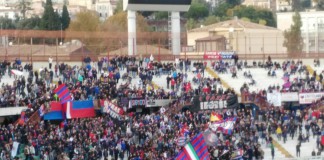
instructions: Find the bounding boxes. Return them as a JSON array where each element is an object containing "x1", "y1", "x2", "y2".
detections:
[
  {"x1": 188, "y1": 19, "x2": 277, "y2": 32},
  {"x1": 195, "y1": 35, "x2": 225, "y2": 42}
]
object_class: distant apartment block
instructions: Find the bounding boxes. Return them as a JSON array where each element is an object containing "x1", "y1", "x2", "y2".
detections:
[{"x1": 277, "y1": 11, "x2": 324, "y2": 53}]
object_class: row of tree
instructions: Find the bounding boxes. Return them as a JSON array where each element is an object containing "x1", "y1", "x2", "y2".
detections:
[
  {"x1": 185, "y1": 0, "x2": 277, "y2": 29},
  {"x1": 284, "y1": 0, "x2": 324, "y2": 12},
  {"x1": 1, "y1": 0, "x2": 70, "y2": 31}
]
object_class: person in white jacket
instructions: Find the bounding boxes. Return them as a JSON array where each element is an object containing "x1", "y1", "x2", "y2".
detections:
[{"x1": 48, "y1": 57, "x2": 53, "y2": 69}]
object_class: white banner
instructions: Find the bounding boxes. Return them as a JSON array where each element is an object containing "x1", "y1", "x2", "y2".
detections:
[
  {"x1": 101, "y1": 100, "x2": 124, "y2": 119},
  {"x1": 281, "y1": 92, "x2": 299, "y2": 102},
  {"x1": 0, "y1": 106, "x2": 27, "y2": 116},
  {"x1": 200, "y1": 100, "x2": 227, "y2": 110},
  {"x1": 267, "y1": 91, "x2": 281, "y2": 107},
  {"x1": 209, "y1": 118, "x2": 236, "y2": 132},
  {"x1": 146, "y1": 98, "x2": 173, "y2": 107},
  {"x1": 11, "y1": 142, "x2": 19, "y2": 158},
  {"x1": 299, "y1": 92, "x2": 324, "y2": 104}
]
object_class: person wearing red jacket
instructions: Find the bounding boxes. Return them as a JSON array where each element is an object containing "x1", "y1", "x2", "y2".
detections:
[{"x1": 171, "y1": 78, "x2": 176, "y2": 90}]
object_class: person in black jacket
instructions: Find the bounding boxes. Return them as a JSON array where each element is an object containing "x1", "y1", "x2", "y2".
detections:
[
  {"x1": 103, "y1": 149, "x2": 109, "y2": 160},
  {"x1": 114, "y1": 147, "x2": 119, "y2": 160}
]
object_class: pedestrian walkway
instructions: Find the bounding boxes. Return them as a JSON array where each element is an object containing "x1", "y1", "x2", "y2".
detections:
[
  {"x1": 272, "y1": 139, "x2": 294, "y2": 158},
  {"x1": 205, "y1": 67, "x2": 240, "y2": 96},
  {"x1": 306, "y1": 65, "x2": 324, "y2": 85}
]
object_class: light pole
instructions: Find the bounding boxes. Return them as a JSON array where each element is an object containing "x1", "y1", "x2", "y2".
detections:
[{"x1": 60, "y1": 23, "x2": 63, "y2": 45}]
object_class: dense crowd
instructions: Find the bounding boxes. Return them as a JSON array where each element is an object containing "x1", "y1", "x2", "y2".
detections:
[{"x1": 0, "y1": 56, "x2": 323, "y2": 160}]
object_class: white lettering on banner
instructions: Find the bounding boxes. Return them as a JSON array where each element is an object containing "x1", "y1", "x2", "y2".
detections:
[
  {"x1": 281, "y1": 92, "x2": 299, "y2": 102},
  {"x1": 204, "y1": 51, "x2": 235, "y2": 60},
  {"x1": 146, "y1": 99, "x2": 172, "y2": 107},
  {"x1": 103, "y1": 100, "x2": 122, "y2": 118},
  {"x1": 129, "y1": 99, "x2": 146, "y2": 108},
  {"x1": 299, "y1": 92, "x2": 324, "y2": 104},
  {"x1": 200, "y1": 100, "x2": 227, "y2": 110}
]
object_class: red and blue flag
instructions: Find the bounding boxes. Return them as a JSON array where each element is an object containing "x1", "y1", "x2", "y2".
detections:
[
  {"x1": 54, "y1": 84, "x2": 72, "y2": 104},
  {"x1": 44, "y1": 101, "x2": 64, "y2": 120},
  {"x1": 65, "y1": 100, "x2": 95, "y2": 119},
  {"x1": 175, "y1": 133, "x2": 210, "y2": 160}
]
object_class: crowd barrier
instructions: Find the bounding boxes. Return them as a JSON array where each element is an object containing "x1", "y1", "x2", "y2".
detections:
[
  {"x1": 263, "y1": 156, "x2": 323, "y2": 160},
  {"x1": 2, "y1": 53, "x2": 324, "y2": 62}
]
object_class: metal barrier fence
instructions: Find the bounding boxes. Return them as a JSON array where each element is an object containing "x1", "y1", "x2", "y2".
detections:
[
  {"x1": 0, "y1": 29, "x2": 324, "y2": 62},
  {"x1": 263, "y1": 156, "x2": 324, "y2": 160},
  {"x1": 2, "y1": 52, "x2": 324, "y2": 62}
]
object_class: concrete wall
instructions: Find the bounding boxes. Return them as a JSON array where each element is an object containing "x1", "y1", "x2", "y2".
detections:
[
  {"x1": 234, "y1": 29, "x2": 286, "y2": 55},
  {"x1": 187, "y1": 31, "x2": 210, "y2": 48}
]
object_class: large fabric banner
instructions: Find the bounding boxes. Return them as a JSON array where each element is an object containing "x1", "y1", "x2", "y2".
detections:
[
  {"x1": 299, "y1": 92, "x2": 324, "y2": 104},
  {"x1": 100, "y1": 100, "x2": 124, "y2": 119},
  {"x1": 209, "y1": 117, "x2": 236, "y2": 134},
  {"x1": 11, "y1": 142, "x2": 20, "y2": 158},
  {"x1": 281, "y1": 92, "x2": 299, "y2": 102},
  {"x1": 200, "y1": 100, "x2": 227, "y2": 110},
  {"x1": 128, "y1": 99, "x2": 146, "y2": 108},
  {"x1": 267, "y1": 91, "x2": 281, "y2": 107}
]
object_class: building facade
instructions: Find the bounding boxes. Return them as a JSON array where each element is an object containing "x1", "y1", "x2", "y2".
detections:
[
  {"x1": 242, "y1": 0, "x2": 272, "y2": 10},
  {"x1": 276, "y1": 0, "x2": 292, "y2": 11},
  {"x1": 0, "y1": 6, "x2": 19, "y2": 19},
  {"x1": 187, "y1": 19, "x2": 286, "y2": 56},
  {"x1": 277, "y1": 11, "x2": 324, "y2": 53},
  {"x1": 95, "y1": 0, "x2": 116, "y2": 21}
]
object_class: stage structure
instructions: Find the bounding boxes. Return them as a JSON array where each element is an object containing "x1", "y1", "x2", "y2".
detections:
[{"x1": 123, "y1": 0, "x2": 191, "y2": 56}]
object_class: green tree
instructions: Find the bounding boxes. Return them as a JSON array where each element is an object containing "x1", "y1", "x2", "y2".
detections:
[
  {"x1": 40, "y1": 0, "x2": 61, "y2": 30},
  {"x1": 301, "y1": 0, "x2": 311, "y2": 9},
  {"x1": 227, "y1": 0, "x2": 241, "y2": 6},
  {"x1": 101, "y1": 11, "x2": 149, "y2": 32},
  {"x1": 258, "y1": 19, "x2": 267, "y2": 25},
  {"x1": 101, "y1": 11, "x2": 149, "y2": 51},
  {"x1": 314, "y1": 0, "x2": 324, "y2": 10},
  {"x1": 16, "y1": 16, "x2": 41, "y2": 29},
  {"x1": 114, "y1": 0, "x2": 123, "y2": 14},
  {"x1": 0, "y1": 18, "x2": 16, "y2": 29},
  {"x1": 229, "y1": 6, "x2": 276, "y2": 27},
  {"x1": 283, "y1": 12, "x2": 303, "y2": 55},
  {"x1": 203, "y1": 15, "x2": 220, "y2": 25},
  {"x1": 186, "y1": 18, "x2": 197, "y2": 30},
  {"x1": 67, "y1": 10, "x2": 101, "y2": 53},
  {"x1": 186, "y1": 2, "x2": 209, "y2": 20},
  {"x1": 15, "y1": 0, "x2": 32, "y2": 19},
  {"x1": 241, "y1": 17, "x2": 251, "y2": 22},
  {"x1": 154, "y1": 11, "x2": 169, "y2": 20},
  {"x1": 61, "y1": 5, "x2": 70, "y2": 30},
  {"x1": 213, "y1": 3, "x2": 232, "y2": 18}
]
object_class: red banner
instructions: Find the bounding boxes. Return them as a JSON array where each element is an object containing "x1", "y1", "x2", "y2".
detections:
[
  {"x1": 100, "y1": 100, "x2": 124, "y2": 118},
  {"x1": 203, "y1": 51, "x2": 222, "y2": 60}
]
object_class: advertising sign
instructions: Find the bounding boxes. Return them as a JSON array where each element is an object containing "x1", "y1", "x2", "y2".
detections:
[
  {"x1": 299, "y1": 92, "x2": 324, "y2": 104},
  {"x1": 203, "y1": 51, "x2": 235, "y2": 60}
]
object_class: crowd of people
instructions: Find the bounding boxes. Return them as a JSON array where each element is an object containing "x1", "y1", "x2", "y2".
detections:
[{"x1": 0, "y1": 56, "x2": 323, "y2": 160}]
